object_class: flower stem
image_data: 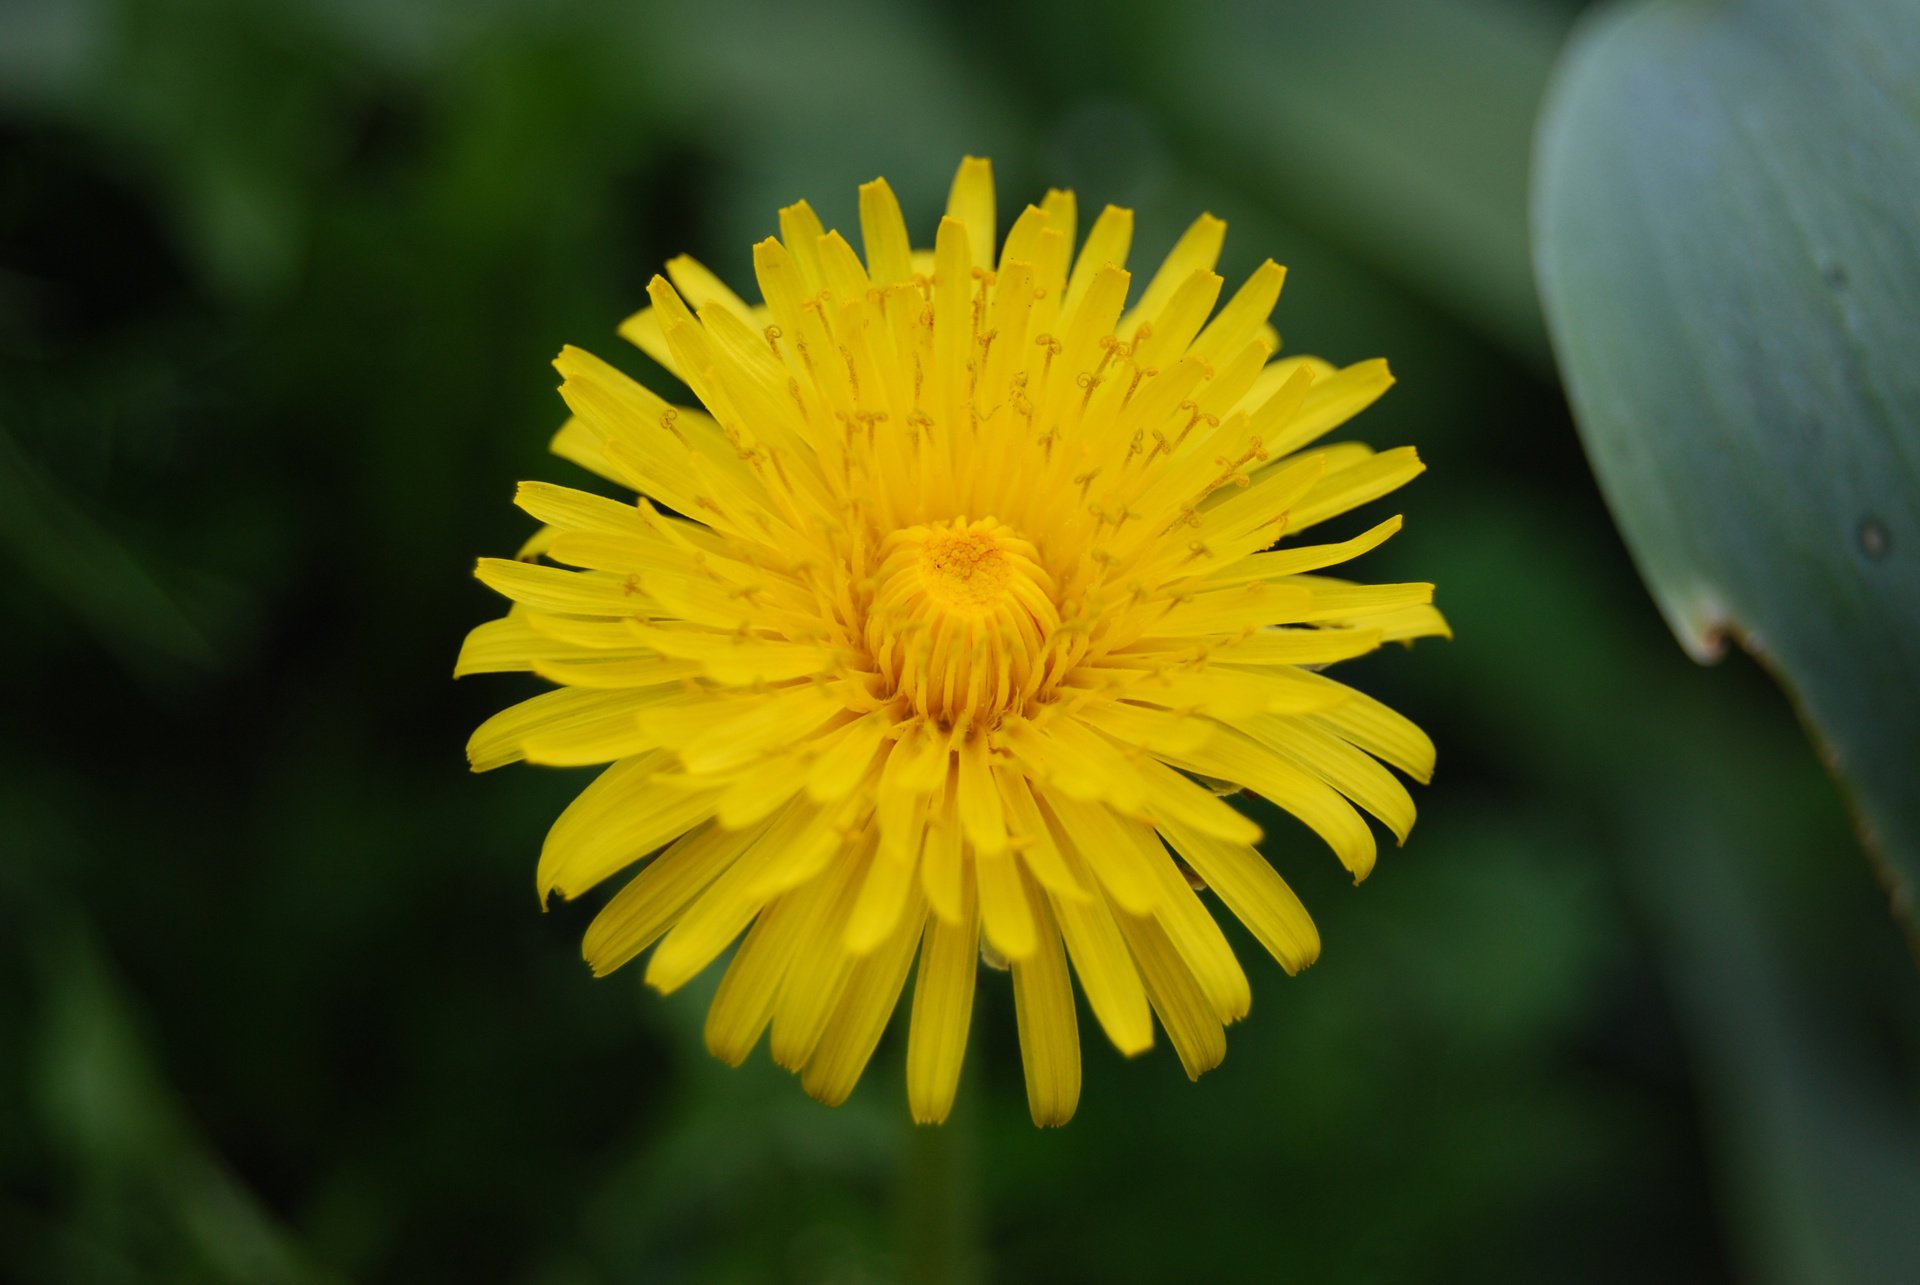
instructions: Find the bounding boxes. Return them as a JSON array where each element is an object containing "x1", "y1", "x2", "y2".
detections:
[{"x1": 904, "y1": 1115, "x2": 977, "y2": 1285}]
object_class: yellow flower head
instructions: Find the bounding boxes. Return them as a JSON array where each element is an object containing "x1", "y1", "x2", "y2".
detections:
[{"x1": 460, "y1": 158, "x2": 1445, "y2": 1126}]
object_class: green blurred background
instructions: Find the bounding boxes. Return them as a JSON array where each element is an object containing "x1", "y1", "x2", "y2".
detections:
[{"x1": 3, "y1": 0, "x2": 1917, "y2": 1281}]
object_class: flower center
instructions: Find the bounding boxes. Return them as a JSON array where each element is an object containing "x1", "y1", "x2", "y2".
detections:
[{"x1": 867, "y1": 517, "x2": 1061, "y2": 730}]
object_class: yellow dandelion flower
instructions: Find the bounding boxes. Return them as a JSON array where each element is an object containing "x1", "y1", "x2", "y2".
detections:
[{"x1": 459, "y1": 158, "x2": 1446, "y2": 1126}]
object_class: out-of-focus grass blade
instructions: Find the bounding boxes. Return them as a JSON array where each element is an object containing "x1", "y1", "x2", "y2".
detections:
[
  {"x1": 1632, "y1": 795, "x2": 1920, "y2": 1285},
  {"x1": 1157, "y1": 0, "x2": 1573, "y2": 364},
  {"x1": 30, "y1": 921, "x2": 341, "y2": 1284},
  {"x1": 1533, "y1": 0, "x2": 1920, "y2": 932},
  {"x1": 1427, "y1": 491, "x2": 1920, "y2": 1285},
  {"x1": 0, "y1": 426, "x2": 218, "y2": 682}
]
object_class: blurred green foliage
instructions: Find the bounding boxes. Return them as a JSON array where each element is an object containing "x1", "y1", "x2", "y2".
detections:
[{"x1": 1, "y1": 0, "x2": 1915, "y2": 1282}]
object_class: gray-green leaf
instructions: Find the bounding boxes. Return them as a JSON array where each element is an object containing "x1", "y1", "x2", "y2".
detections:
[{"x1": 1533, "y1": 0, "x2": 1920, "y2": 929}]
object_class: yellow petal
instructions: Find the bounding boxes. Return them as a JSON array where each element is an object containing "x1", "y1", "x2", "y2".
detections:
[
  {"x1": 1137, "y1": 830, "x2": 1250, "y2": 1024},
  {"x1": 549, "y1": 416, "x2": 623, "y2": 486},
  {"x1": 955, "y1": 735, "x2": 1009, "y2": 854},
  {"x1": 1190, "y1": 260, "x2": 1286, "y2": 366},
  {"x1": 1372, "y1": 602, "x2": 1453, "y2": 644},
  {"x1": 844, "y1": 839, "x2": 917, "y2": 956},
  {"x1": 1154, "y1": 726, "x2": 1378, "y2": 882},
  {"x1": 665, "y1": 253, "x2": 752, "y2": 318},
  {"x1": 807, "y1": 709, "x2": 893, "y2": 803},
  {"x1": 628, "y1": 625, "x2": 838, "y2": 687},
  {"x1": 1157, "y1": 815, "x2": 1320, "y2": 976},
  {"x1": 614, "y1": 305, "x2": 676, "y2": 374},
  {"x1": 454, "y1": 613, "x2": 594, "y2": 678},
  {"x1": 1044, "y1": 822, "x2": 1155, "y2": 1057},
  {"x1": 581, "y1": 817, "x2": 770, "y2": 976},
  {"x1": 1040, "y1": 794, "x2": 1162, "y2": 918},
  {"x1": 930, "y1": 215, "x2": 974, "y2": 431},
  {"x1": 541, "y1": 752, "x2": 725, "y2": 902},
  {"x1": 1215, "y1": 515, "x2": 1404, "y2": 585},
  {"x1": 1061, "y1": 204, "x2": 1132, "y2": 318},
  {"x1": 876, "y1": 731, "x2": 934, "y2": 866},
  {"x1": 704, "y1": 888, "x2": 809, "y2": 1065},
  {"x1": 473, "y1": 558, "x2": 643, "y2": 618},
  {"x1": 1119, "y1": 212, "x2": 1225, "y2": 337},
  {"x1": 642, "y1": 797, "x2": 817, "y2": 992},
  {"x1": 858, "y1": 177, "x2": 914, "y2": 285},
  {"x1": 1073, "y1": 701, "x2": 1216, "y2": 757},
  {"x1": 715, "y1": 761, "x2": 804, "y2": 829},
  {"x1": 1141, "y1": 582, "x2": 1314, "y2": 636},
  {"x1": 1039, "y1": 187, "x2": 1077, "y2": 264},
  {"x1": 751, "y1": 236, "x2": 811, "y2": 338},
  {"x1": 1046, "y1": 265, "x2": 1129, "y2": 430},
  {"x1": 1182, "y1": 453, "x2": 1329, "y2": 574},
  {"x1": 1132, "y1": 755, "x2": 1262, "y2": 845},
  {"x1": 768, "y1": 838, "x2": 872, "y2": 1069},
  {"x1": 1302, "y1": 678, "x2": 1437, "y2": 783},
  {"x1": 997, "y1": 203, "x2": 1052, "y2": 273},
  {"x1": 468, "y1": 687, "x2": 656, "y2": 772},
  {"x1": 1122, "y1": 627, "x2": 1384, "y2": 669},
  {"x1": 976, "y1": 843, "x2": 1037, "y2": 961},
  {"x1": 777, "y1": 200, "x2": 828, "y2": 289},
  {"x1": 528, "y1": 654, "x2": 704, "y2": 690},
  {"x1": 1235, "y1": 354, "x2": 1333, "y2": 412},
  {"x1": 993, "y1": 767, "x2": 1088, "y2": 900},
  {"x1": 907, "y1": 876, "x2": 979, "y2": 1123},
  {"x1": 676, "y1": 682, "x2": 846, "y2": 774},
  {"x1": 744, "y1": 792, "x2": 867, "y2": 898},
  {"x1": 921, "y1": 772, "x2": 966, "y2": 924},
  {"x1": 1264, "y1": 357, "x2": 1395, "y2": 458},
  {"x1": 1245, "y1": 715, "x2": 1418, "y2": 843},
  {"x1": 1287, "y1": 446, "x2": 1425, "y2": 533},
  {"x1": 1077, "y1": 664, "x2": 1347, "y2": 721},
  {"x1": 1111, "y1": 905, "x2": 1225, "y2": 1081},
  {"x1": 802, "y1": 886, "x2": 927, "y2": 1107},
  {"x1": 520, "y1": 611, "x2": 650, "y2": 649},
  {"x1": 513, "y1": 480, "x2": 652, "y2": 538},
  {"x1": 551, "y1": 346, "x2": 747, "y2": 531},
  {"x1": 814, "y1": 229, "x2": 871, "y2": 302},
  {"x1": 1286, "y1": 576, "x2": 1434, "y2": 624},
  {"x1": 997, "y1": 718, "x2": 1132, "y2": 807},
  {"x1": 1193, "y1": 338, "x2": 1275, "y2": 425},
  {"x1": 944, "y1": 155, "x2": 996, "y2": 273},
  {"x1": 1132, "y1": 268, "x2": 1223, "y2": 370},
  {"x1": 1010, "y1": 871, "x2": 1079, "y2": 1127}
]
